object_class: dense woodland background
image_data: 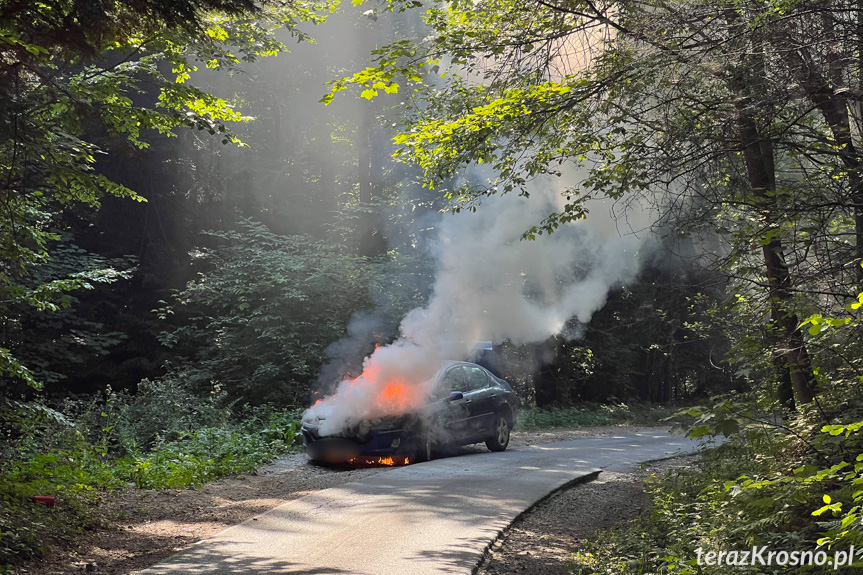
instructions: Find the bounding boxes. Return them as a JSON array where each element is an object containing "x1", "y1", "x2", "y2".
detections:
[{"x1": 2, "y1": 0, "x2": 863, "y2": 573}]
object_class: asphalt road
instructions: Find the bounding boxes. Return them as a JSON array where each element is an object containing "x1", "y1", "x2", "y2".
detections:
[{"x1": 138, "y1": 431, "x2": 701, "y2": 575}]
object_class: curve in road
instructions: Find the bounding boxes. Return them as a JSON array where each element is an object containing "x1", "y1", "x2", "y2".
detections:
[{"x1": 138, "y1": 431, "x2": 701, "y2": 575}]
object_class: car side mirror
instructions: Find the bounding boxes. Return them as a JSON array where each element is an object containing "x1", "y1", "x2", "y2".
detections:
[{"x1": 448, "y1": 391, "x2": 464, "y2": 401}]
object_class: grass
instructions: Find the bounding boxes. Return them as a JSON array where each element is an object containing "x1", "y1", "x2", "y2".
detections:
[
  {"x1": 0, "y1": 407, "x2": 304, "y2": 570},
  {"x1": 515, "y1": 402, "x2": 678, "y2": 431}
]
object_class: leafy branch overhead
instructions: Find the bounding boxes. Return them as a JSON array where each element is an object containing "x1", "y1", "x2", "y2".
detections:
[
  {"x1": 327, "y1": 1, "x2": 863, "y2": 295},
  {"x1": 330, "y1": 0, "x2": 863, "y2": 408}
]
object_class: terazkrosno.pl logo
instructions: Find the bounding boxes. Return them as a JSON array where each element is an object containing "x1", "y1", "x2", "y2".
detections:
[{"x1": 696, "y1": 545, "x2": 858, "y2": 569}]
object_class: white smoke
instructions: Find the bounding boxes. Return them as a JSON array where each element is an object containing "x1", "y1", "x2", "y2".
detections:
[{"x1": 305, "y1": 177, "x2": 654, "y2": 435}]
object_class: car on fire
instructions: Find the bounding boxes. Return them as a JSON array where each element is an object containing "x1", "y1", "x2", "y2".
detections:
[{"x1": 302, "y1": 361, "x2": 518, "y2": 463}]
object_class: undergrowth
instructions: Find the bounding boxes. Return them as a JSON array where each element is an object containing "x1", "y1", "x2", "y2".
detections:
[
  {"x1": 516, "y1": 402, "x2": 677, "y2": 430},
  {"x1": 567, "y1": 400, "x2": 863, "y2": 575},
  {"x1": 564, "y1": 286, "x2": 863, "y2": 575},
  {"x1": 0, "y1": 401, "x2": 302, "y2": 570}
]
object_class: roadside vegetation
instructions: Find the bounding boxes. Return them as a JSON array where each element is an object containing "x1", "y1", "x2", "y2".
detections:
[
  {"x1": 516, "y1": 403, "x2": 678, "y2": 431},
  {"x1": 568, "y1": 413, "x2": 858, "y2": 575},
  {"x1": 565, "y1": 289, "x2": 863, "y2": 574},
  {"x1": 0, "y1": 398, "x2": 303, "y2": 567}
]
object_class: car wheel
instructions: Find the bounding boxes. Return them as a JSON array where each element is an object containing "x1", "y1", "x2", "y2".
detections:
[
  {"x1": 415, "y1": 428, "x2": 435, "y2": 462},
  {"x1": 485, "y1": 414, "x2": 511, "y2": 452}
]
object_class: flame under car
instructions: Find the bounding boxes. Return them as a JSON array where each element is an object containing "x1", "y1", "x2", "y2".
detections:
[{"x1": 302, "y1": 361, "x2": 519, "y2": 463}]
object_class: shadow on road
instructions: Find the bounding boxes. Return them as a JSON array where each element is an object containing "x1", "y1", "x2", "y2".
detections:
[{"x1": 143, "y1": 543, "x2": 355, "y2": 575}]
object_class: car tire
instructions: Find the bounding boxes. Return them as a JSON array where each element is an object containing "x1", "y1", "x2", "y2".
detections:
[
  {"x1": 414, "y1": 428, "x2": 435, "y2": 463},
  {"x1": 485, "y1": 414, "x2": 511, "y2": 452}
]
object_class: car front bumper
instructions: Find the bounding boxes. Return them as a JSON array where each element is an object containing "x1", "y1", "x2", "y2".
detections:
[{"x1": 302, "y1": 423, "x2": 411, "y2": 462}]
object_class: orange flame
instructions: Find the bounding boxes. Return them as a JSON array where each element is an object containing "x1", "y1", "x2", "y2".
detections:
[
  {"x1": 310, "y1": 345, "x2": 433, "y2": 424},
  {"x1": 347, "y1": 456, "x2": 411, "y2": 467},
  {"x1": 381, "y1": 381, "x2": 405, "y2": 401}
]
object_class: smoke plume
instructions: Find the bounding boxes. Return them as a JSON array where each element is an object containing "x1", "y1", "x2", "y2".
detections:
[{"x1": 305, "y1": 180, "x2": 654, "y2": 435}]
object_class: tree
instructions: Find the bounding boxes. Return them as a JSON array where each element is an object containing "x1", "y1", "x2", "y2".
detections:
[
  {"x1": 0, "y1": 0, "x2": 330, "y2": 395},
  {"x1": 528, "y1": 261, "x2": 734, "y2": 406},
  {"x1": 331, "y1": 0, "x2": 863, "y2": 408},
  {"x1": 155, "y1": 220, "x2": 374, "y2": 405}
]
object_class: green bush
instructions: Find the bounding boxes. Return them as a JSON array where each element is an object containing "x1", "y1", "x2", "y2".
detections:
[
  {"x1": 0, "y1": 405, "x2": 303, "y2": 567},
  {"x1": 156, "y1": 220, "x2": 375, "y2": 406},
  {"x1": 0, "y1": 433, "x2": 123, "y2": 568},
  {"x1": 119, "y1": 409, "x2": 303, "y2": 489},
  {"x1": 517, "y1": 402, "x2": 677, "y2": 430},
  {"x1": 568, "y1": 404, "x2": 855, "y2": 575},
  {"x1": 61, "y1": 379, "x2": 233, "y2": 455}
]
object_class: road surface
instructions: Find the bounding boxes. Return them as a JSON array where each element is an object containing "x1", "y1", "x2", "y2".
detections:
[{"x1": 138, "y1": 431, "x2": 701, "y2": 575}]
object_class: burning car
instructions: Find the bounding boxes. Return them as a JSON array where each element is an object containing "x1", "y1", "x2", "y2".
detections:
[{"x1": 302, "y1": 361, "x2": 518, "y2": 463}]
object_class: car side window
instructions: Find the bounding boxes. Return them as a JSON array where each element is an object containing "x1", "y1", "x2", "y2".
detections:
[
  {"x1": 464, "y1": 366, "x2": 489, "y2": 391},
  {"x1": 441, "y1": 367, "x2": 466, "y2": 394}
]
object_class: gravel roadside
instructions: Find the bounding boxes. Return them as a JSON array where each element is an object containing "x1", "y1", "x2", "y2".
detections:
[
  {"x1": 477, "y1": 455, "x2": 693, "y2": 575},
  {"x1": 21, "y1": 424, "x2": 673, "y2": 575}
]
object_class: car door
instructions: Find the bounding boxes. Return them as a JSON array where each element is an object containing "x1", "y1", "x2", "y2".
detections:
[
  {"x1": 463, "y1": 365, "x2": 496, "y2": 435},
  {"x1": 433, "y1": 366, "x2": 471, "y2": 440}
]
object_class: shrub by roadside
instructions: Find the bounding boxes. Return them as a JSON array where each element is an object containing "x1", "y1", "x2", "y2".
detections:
[
  {"x1": 0, "y1": 403, "x2": 302, "y2": 571},
  {"x1": 517, "y1": 402, "x2": 678, "y2": 431},
  {"x1": 567, "y1": 404, "x2": 860, "y2": 575}
]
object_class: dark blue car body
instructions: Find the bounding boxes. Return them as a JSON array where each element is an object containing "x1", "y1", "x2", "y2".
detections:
[{"x1": 302, "y1": 361, "x2": 518, "y2": 462}]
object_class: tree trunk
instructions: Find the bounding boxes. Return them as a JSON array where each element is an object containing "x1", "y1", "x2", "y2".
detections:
[
  {"x1": 720, "y1": 8, "x2": 817, "y2": 406},
  {"x1": 737, "y1": 111, "x2": 817, "y2": 405},
  {"x1": 358, "y1": 111, "x2": 374, "y2": 206},
  {"x1": 643, "y1": 347, "x2": 656, "y2": 402},
  {"x1": 776, "y1": 354, "x2": 796, "y2": 413},
  {"x1": 534, "y1": 364, "x2": 558, "y2": 408},
  {"x1": 776, "y1": 36, "x2": 863, "y2": 283},
  {"x1": 858, "y1": 0, "x2": 863, "y2": 282},
  {"x1": 533, "y1": 338, "x2": 560, "y2": 407}
]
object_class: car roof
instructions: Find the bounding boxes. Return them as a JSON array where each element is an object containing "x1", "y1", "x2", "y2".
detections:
[
  {"x1": 439, "y1": 360, "x2": 480, "y2": 370},
  {"x1": 433, "y1": 361, "x2": 489, "y2": 380}
]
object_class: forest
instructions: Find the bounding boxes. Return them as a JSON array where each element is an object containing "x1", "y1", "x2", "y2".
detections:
[{"x1": 2, "y1": 0, "x2": 863, "y2": 573}]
